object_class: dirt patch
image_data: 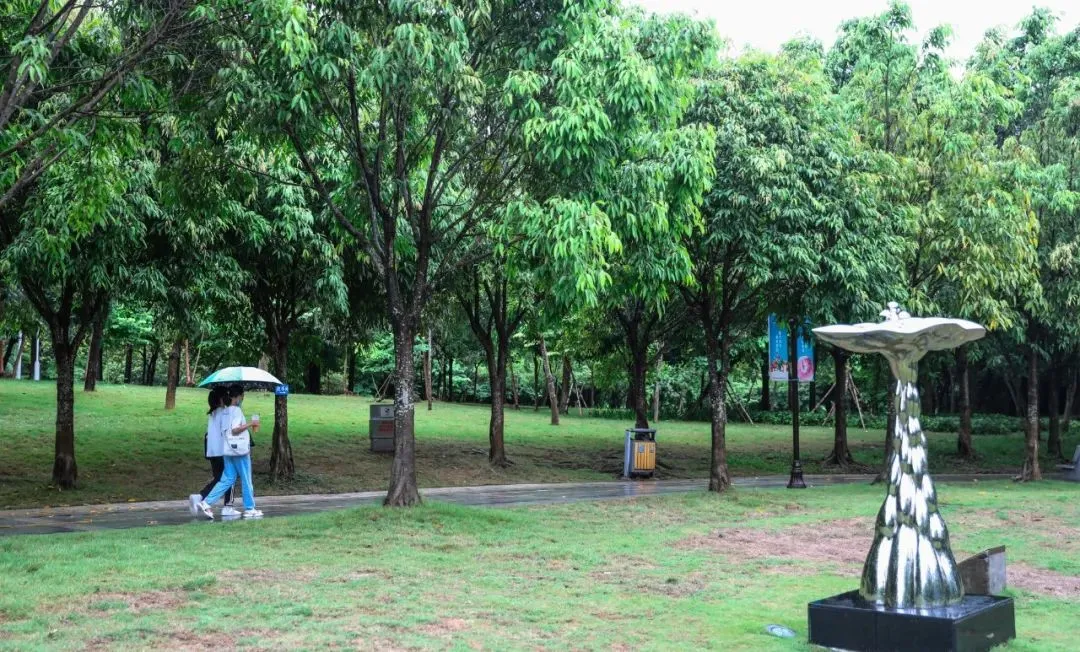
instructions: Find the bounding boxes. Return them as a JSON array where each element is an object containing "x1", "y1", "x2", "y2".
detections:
[
  {"x1": 677, "y1": 517, "x2": 869, "y2": 571},
  {"x1": 354, "y1": 637, "x2": 416, "y2": 651},
  {"x1": 83, "y1": 589, "x2": 188, "y2": 615},
  {"x1": 419, "y1": 618, "x2": 471, "y2": 637},
  {"x1": 158, "y1": 629, "x2": 238, "y2": 651},
  {"x1": 326, "y1": 569, "x2": 391, "y2": 583},
  {"x1": 650, "y1": 572, "x2": 709, "y2": 598},
  {"x1": 589, "y1": 556, "x2": 660, "y2": 587},
  {"x1": 592, "y1": 610, "x2": 631, "y2": 622},
  {"x1": 1008, "y1": 564, "x2": 1080, "y2": 599},
  {"x1": 953, "y1": 510, "x2": 1079, "y2": 541},
  {"x1": 677, "y1": 518, "x2": 1080, "y2": 599},
  {"x1": 220, "y1": 567, "x2": 318, "y2": 584},
  {"x1": 86, "y1": 629, "x2": 235, "y2": 652}
]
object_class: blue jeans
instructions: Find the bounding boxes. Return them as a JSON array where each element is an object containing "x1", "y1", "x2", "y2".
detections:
[{"x1": 204, "y1": 455, "x2": 255, "y2": 510}]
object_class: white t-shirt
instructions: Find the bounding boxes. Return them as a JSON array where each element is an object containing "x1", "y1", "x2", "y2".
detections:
[
  {"x1": 226, "y1": 406, "x2": 247, "y2": 433},
  {"x1": 205, "y1": 409, "x2": 227, "y2": 458},
  {"x1": 225, "y1": 406, "x2": 251, "y2": 453}
]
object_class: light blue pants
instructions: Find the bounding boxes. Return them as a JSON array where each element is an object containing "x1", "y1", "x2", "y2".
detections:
[{"x1": 204, "y1": 455, "x2": 255, "y2": 510}]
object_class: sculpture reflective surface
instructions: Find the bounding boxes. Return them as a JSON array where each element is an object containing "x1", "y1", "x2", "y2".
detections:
[{"x1": 814, "y1": 303, "x2": 985, "y2": 609}]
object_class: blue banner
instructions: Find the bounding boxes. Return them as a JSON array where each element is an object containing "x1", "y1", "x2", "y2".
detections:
[
  {"x1": 768, "y1": 315, "x2": 814, "y2": 382},
  {"x1": 275, "y1": 384, "x2": 290, "y2": 396},
  {"x1": 768, "y1": 315, "x2": 790, "y2": 381}
]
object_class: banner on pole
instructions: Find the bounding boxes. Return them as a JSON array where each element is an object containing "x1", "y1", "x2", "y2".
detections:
[
  {"x1": 796, "y1": 324, "x2": 814, "y2": 382},
  {"x1": 768, "y1": 315, "x2": 790, "y2": 381},
  {"x1": 768, "y1": 315, "x2": 815, "y2": 382}
]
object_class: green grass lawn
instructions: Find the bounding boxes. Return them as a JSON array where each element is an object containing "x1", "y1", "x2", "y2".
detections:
[
  {"x1": 0, "y1": 481, "x2": 1077, "y2": 650},
  {"x1": 0, "y1": 380, "x2": 1075, "y2": 509}
]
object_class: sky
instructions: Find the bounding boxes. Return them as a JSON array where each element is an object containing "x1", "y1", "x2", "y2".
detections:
[{"x1": 632, "y1": 0, "x2": 1078, "y2": 62}]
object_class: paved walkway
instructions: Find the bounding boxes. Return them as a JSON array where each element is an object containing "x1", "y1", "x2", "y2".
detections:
[{"x1": 0, "y1": 474, "x2": 1016, "y2": 537}]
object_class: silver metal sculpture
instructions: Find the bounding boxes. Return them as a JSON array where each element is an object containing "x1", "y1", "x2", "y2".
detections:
[{"x1": 813, "y1": 302, "x2": 985, "y2": 609}]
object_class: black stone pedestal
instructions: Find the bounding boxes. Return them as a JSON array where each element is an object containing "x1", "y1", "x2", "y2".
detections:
[{"x1": 808, "y1": 591, "x2": 1015, "y2": 652}]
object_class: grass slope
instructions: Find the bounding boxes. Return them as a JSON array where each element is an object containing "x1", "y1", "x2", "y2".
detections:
[
  {"x1": 1, "y1": 380, "x2": 1075, "y2": 509},
  {"x1": 0, "y1": 482, "x2": 1077, "y2": 650}
]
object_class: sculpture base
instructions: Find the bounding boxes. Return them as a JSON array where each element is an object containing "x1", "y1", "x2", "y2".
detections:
[{"x1": 807, "y1": 591, "x2": 1014, "y2": 651}]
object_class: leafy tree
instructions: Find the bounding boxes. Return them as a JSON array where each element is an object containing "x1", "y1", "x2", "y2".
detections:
[
  {"x1": 973, "y1": 12, "x2": 1080, "y2": 475},
  {"x1": 682, "y1": 50, "x2": 878, "y2": 491},
  {"x1": 828, "y1": 1, "x2": 1039, "y2": 461},
  {"x1": 784, "y1": 37, "x2": 907, "y2": 467},
  {"x1": 0, "y1": 123, "x2": 158, "y2": 488},
  {"x1": 211, "y1": 0, "x2": 719, "y2": 505},
  {"x1": 219, "y1": 144, "x2": 347, "y2": 481},
  {"x1": 455, "y1": 249, "x2": 528, "y2": 465}
]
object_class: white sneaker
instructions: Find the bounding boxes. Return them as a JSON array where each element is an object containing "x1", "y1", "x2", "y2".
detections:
[
  {"x1": 220, "y1": 505, "x2": 241, "y2": 518},
  {"x1": 242, "y1": 509, "x2": 264, "y2": 519},
  {"x1": 197, "y1": 501, "x2": 215, "y2": 520},
  {"x1": 188, "y1": 494, "x2": 201, "y2": 516}
]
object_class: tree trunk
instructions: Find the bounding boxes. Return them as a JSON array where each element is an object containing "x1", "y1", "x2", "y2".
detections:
[
  {"x1": 874, "y1": 365, "x2": 898, "y2": 484},
  {"x1": 145, "y1": 343, "x2": 159, "y2": 386},
  {"x1": 140, "y1": 344, "x2": 147, "y2": 384},
  {"x1": 425, "y1": 328, "x2": 433, "y2": 410},
  {"x1": 447, "y1": 356, "x2": 454, "y2": 402},
  {"x1": 1003, "y1": 374, "x2": 1022, "y2": 417},
  {"x1": 511, "y1": 362, "x2": 520, "y2": 410},
  {"x1": 533, "y1": 353, "x2": 540, "y2": 411},
  {"x1": 923, "y1": 375, "x2": 935, "y2": 415},
  {"x1": 1020, "y1": 344, "x2": 1042, "y2": 481},
  {"x1": 472, "y1": 361, "x2": 480, "y2": 402},
  {"x1": 704, "y1": 333, "x2": 732, "y2": 492},
  {"x1": 123, "y1": 344, "x2": 133, "y2": 384},
  {"x1": 824, "y1": 347, "x2": 853, "y2": 466},
  {"x1": 1063, "y1": 369, "x2": 1077, "y2": 444},
  {"x1": 626, "y1": 328, "x2": 650, "y2": 428},
  {"x1": 306, "y1": 361, "x2": 321, "y2": 394},
  {"x1": 164, "y1": 338, "x2": 181, "y2": 410},
  {"x1": 488, "y1": 368, "x2": 508, "y2": 465},
  {"x1": 269, "y1": 336, "x2": 294, "y2": 481},
  {"x1": 652, "y1": 351, "x2": 664, "y2": 424},
  {"x1": 83, "y1": 313, "x2": 104, "y2": 392},
  {"x1": 95, "y1": 325, "x2": 104, "y2": 382},
  {"x1": 183, "y1": 339, "x2": 191, "y2": 386},
  {"x1": 956, "y1": 347, "x2": 974, "y2": 457},
  {"x1": 32, "y1": 330, "x2": 41, "y2": 381},
  {"x1": 539, "y1": 336, "x2": 559, "y2": 425},
  {"x1": 12, "y1": 331, "x2": 24, "y2": 379},
  {"x1": 52, "y1": 342, "x2": 78, "y2": 488},
  {"x1": 559, "y1": 353, "x2": 571, "y2": 414},
  {"x1": 1048, "y1": 364, "x2": 1063, "y2": 460},
  {"x1": 484, "y1": 334, "x2": 510, "y2": 466},
  {"x1": 385, "y1": 324, "x2": 421, "y2": 506},
  {"x1": 760, "y1": 352, "x2": 770, "y2": 410},
  {"x1": 346, "y1": 343, "x2": 356, "y2": 394},
  {"x1": 1, "y1": 336, "x2": 15, "y2": 374}
]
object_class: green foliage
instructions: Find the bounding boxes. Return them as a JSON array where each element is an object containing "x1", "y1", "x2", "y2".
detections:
[
  {"x1": 685, "y1": 48, "x2": 880, "y2": 344},
  {"x1": 829, "y1": 1, "x2": 1040, "y2": 331}
]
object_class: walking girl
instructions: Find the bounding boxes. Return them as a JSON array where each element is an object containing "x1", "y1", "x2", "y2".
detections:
[{"x1": 197, "y1": 384, "x2": 263, "y2": 520}]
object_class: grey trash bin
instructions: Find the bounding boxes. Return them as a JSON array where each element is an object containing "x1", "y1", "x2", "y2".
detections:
[{"x1": 369, "y1": 404, "x2": 394, "y2": 453}]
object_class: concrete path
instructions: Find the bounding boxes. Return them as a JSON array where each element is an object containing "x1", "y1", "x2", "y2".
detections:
[{"x1": 0, "y1": 474, "x2": 1016, "y2": 537}]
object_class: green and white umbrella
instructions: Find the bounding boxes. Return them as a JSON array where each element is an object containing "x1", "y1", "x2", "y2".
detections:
[{"x1": 197, "y1": 366, "x2": 283, "y2": 389}]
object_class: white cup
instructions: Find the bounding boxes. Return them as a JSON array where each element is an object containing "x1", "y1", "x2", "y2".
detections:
[{"x1": 251, "y1": 414, "x2": 260, "y2": 428}]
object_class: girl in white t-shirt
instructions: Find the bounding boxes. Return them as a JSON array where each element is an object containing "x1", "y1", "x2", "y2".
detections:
[
  {"x1": 196, "y1": 385, "x2": 262, "y2": 520},
  {"x1": 188, "y1": 388, "x2": 239, "y2": 517}
]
